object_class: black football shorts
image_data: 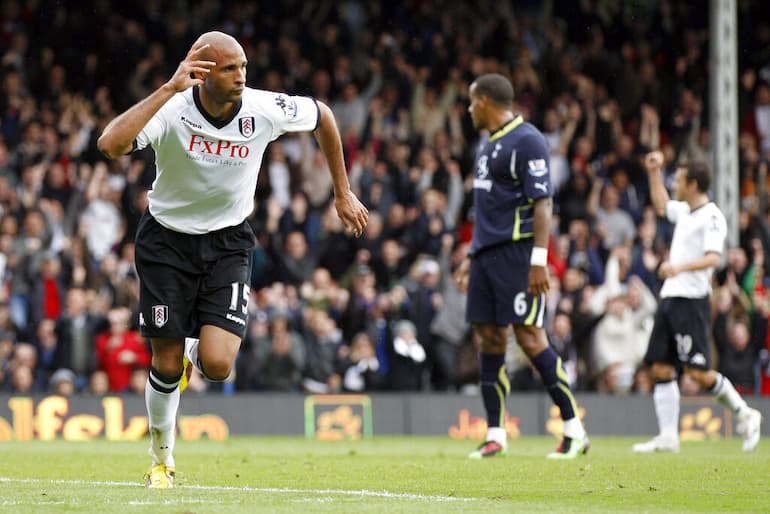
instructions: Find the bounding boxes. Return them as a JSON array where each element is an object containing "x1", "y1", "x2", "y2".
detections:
[
  {"x1": 643, "y1": 297, "x2": 712, "y2": 370},
  {"x1": 134, "y1": 211, "x2": 254, "y2": 340},
  {"x1": 466, "y1": 240, "x2": 546, "y2": 327}
]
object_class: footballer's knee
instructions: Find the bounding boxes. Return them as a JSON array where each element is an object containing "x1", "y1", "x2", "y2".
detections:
[
  {"x1": 650, "y1": 362, "x2": 676, "y2": 382},
  {"x1": 475, "y1": 324, "x2": 507, "y2": 354},
  {"x1": 683, "y1": 367, "x2": 715, "y2": 389},
  {"x1": 199, "y1": 357, "x2": 233, "y2": 381},
  {"x1": 198, "y1": 325, "x2": 241, "y2": 377},
  {"x1": 513, "y1": 324, "x2": 547, "y2": 358},
  {"x1": 150, "y1": 338, "x2": 185, "y2": 377}
]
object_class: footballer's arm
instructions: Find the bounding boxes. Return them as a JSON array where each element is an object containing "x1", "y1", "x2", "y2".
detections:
[
  {"x1": 313, "y1": 100, "x2": 369, "y2": 236},
  {"x1": 98, "y1": 84, "x2": 177, "y2": 158},
  {"x1": 644, "y1": 150, "x2": 670, "y2": 217},
  {"x1": 528, "y1": 196, "x2": 552, "y2": 296},
  {"x1": 660, "y1": 251, "x2": 721, "y2": 279},
  {"x1": 98, "y1": 45, "x2": 215, "y2": 158}
]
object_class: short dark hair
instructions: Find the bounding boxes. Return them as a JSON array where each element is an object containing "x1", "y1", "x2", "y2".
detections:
[
  {"x1": 683, "y1": 161, "x2": 711, "y2": 193},
  {"x1": 472, "y1": 73, "x2": 514, "y2": 106}
]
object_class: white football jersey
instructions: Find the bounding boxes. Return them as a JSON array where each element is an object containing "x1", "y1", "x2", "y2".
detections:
[
  {"x1": 135, "y1": 87, "x2": 319, "y2": 234},
  {"x1": 659, "y1": 200, "x2": 726, "y2": 298}
]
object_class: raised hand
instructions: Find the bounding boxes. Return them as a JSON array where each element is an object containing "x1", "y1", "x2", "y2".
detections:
[
  {"x1": 167, "y1": 44, "x2": 216, "y2": 92},
  {"x1": 645, "y1": 150, "x2": 664, "y2": 173}
]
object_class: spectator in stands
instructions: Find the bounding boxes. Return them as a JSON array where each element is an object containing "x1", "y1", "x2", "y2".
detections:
[
  {"x1": 95, "y1": 306, "x2": 150, "y2": 392},
  {"x1": 128, "y1": 367, "x2": 150, "y2": 396},
  {"x1": 49, "y1": 368, "x2": 76, "y2": 396},
  {"x1": 428, "y1": 236, "x2": 470, "y2": 391},
  {"x1": 28, "y1": 254, "x2": 64, "y2": 330},
  {"x1": 566, "y1": 218, "x2": 604, "y2": 285},
  {"x1": 714, "y1": 317, "x2": 759, "y2": 394},
  {"x1": 359, "y1": 158, "x2": 398, "y2": 218},
  {"x1": 0, "y1": 302, "x2": 18, "y2": 350},
  {"x1": 608, "y1": 165, "x2": 645, "y2": 224},
  {"x1": 88, "y1": 369, "x2": 110, "y2": 395},
  {"x1": 317, "y1": 203, "x2": 358, "y2": 281},
  {"x1": 52, "y1": 287, "x2": 108, "y2": 390},
  {"x1": 277, "y1": 230, "x2": 317, "y2": 288},
  {"x1": 302, "y1": 307, "x2": 344, "y2": 393},
  {"x1": 557, "y1": 172, "x2": 593, "y2": 233},
  {"x1": 588, "y1": 181, "x2": 637, "y2": 251},
  {"x1": 340, "y1": 263, "x2": 377, "y2": 341},
  {"x1": 6, "y1": 342, "x2": 42, "y2": 392},
  {"x1": 255, "y1": 307, "x2": 306, "y2": 391},
  {"x1": 588, "y1": 272, "x2": 657, "y2": 394},
  {"x1": 388, "y1": 319, "x2": 426, "y2": 391},
  {"x1": 330, "y1": 62, "x2": 383, "y2": 144},
  {"x1": 299, "y1": 132, "x2": 334, "y2": 222},
  {"x1": 79, "y1": 163, "x2": 123, "y2": 264},
  {"x1": 9, "y1": 208, "x2": 53, "y2": 332},
  {"x1": 339, "y1": 332, "x2": 385, "y2": 392},
  {"x1": 630, "y1": 207, "x2": 664, "y2": 293},
  {"x1": 371, "y1": 238, "x2": 407, "y2": 293}
]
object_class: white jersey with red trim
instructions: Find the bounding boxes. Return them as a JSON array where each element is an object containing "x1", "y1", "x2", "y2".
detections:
[{"x1": 135, "y1": 86, "x2": 319, "y2": 234}]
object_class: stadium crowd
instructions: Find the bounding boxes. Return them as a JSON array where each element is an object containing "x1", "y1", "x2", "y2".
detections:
[{"x1": 1, "y1": 0, "x2": 770, "y2": 396}]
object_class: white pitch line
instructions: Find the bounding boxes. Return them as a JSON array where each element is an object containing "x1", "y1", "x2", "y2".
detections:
[
  {"x1": 0, "y1": 500, "x2": 66, "y2": 506},
  {"x1": 0, "y1": 477, "x2": 473, "y2": 503},
  {"x1": 128, "y1": 499, "x2": 211, "y2": 506}
]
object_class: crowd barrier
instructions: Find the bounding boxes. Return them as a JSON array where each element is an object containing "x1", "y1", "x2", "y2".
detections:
[{"x1": 0, "y1": 393, "x2": 767, "y2": 442}]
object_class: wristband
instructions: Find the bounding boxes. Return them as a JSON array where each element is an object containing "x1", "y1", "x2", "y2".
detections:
[{"x1": 530, "y1": 246, "x2": 548, "y2": 267}]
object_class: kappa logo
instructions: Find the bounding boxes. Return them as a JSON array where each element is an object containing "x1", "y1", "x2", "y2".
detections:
[
  {"x1": 152, "y1": 305, "x2": 169, "y2": 328},
  {"x1": 180, "y1": 116, "x2": 202, "y2": 130},
  {"x1": 690, "y1": 352, "x2": 707, "y2": 367},
  {"x1": 239, "y1": 116, "x2": 255, "y2": 137},
  {"x1": 527, "y1": 159, "x2": 548, "y2": 177}
]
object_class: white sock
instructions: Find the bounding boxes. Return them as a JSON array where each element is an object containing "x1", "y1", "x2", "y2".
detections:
[
  {"x1": 562, "y1": 416, "x2": 586, "y2": 440},
  {"x1": 710, "y1": 372, "x2": 748, "y2": 414},
  {"x1": 486, "y1": 426, "x2": 507, "y2": 446},
  {"x1": 653, "y1": 380, "x2": 680, "y2": 440},
  {"x1": 185, "y1": 336, "x2": 235, "y2": 381},
  {"x1": 185, "y1": 337, "x2": 203, "y2": 374},
  {"x1": 145, "y1": 370, "x2": 181, "y2": 468}
]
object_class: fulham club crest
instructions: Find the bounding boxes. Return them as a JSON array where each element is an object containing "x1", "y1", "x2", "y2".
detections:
[
  {"x1": 152, "y1": 305, "x2": 169, "y2": 328},
  {"x1": 239, "y1": 116, "x2": 255, "y2": 137}
]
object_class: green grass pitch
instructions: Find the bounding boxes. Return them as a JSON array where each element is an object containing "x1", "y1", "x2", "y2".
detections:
[{"x1": 0, "y1": 436, "x2": 767, "y2": 513}]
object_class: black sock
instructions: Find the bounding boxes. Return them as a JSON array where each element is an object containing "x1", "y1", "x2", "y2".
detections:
[
  {"x1": 531, "y1": 346, "x2": 577, "y2": 420},
  {"x1": 479, "y1": 353, "x2": 509, "y2": 428},
  {"x1": 148, "y1": 367, "x2": 183, "y2": 393}
]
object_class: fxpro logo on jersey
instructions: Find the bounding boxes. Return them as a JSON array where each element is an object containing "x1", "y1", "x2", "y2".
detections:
[{"x1": 187, "y1": 134, "x2": 250, "y2": 158}]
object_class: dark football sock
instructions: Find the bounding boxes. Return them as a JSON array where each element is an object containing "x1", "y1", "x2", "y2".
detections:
[
  {"x1": 479, "y1": 353, "x2": 510, "y2": 428},
  {"x1": 531, "y1": 346, "x2": 577, "y2": 420}
]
